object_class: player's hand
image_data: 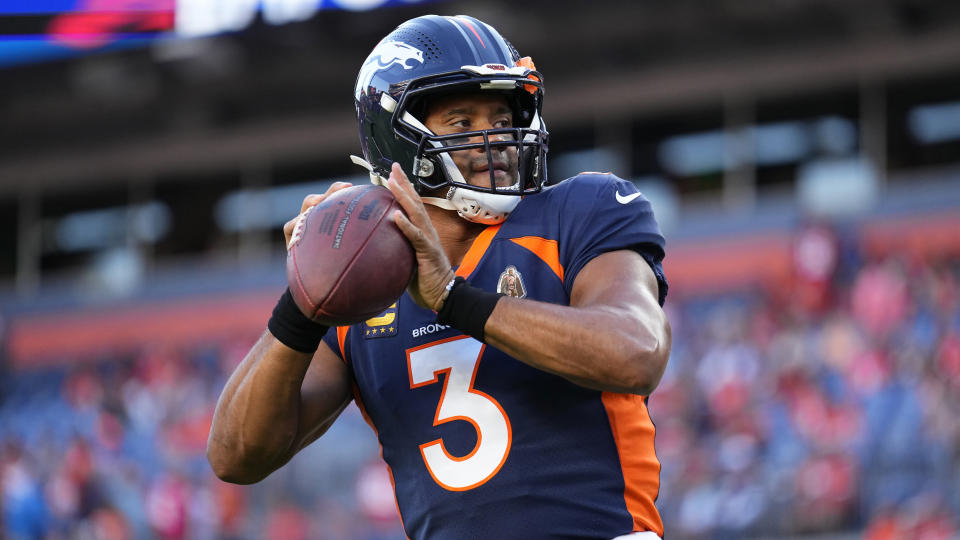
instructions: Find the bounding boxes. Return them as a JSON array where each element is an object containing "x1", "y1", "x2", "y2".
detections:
[
  {"x1": 282, "y1": 181, "x2": 353, "y2": 250},
  {"x1": 386, "y1": 162, "x2": 455, "y2": 311}
]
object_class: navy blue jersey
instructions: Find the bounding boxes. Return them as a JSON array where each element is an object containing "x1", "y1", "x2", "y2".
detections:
[{"x1": 322, "y1": 173, "x2": 667, "y2": 539}]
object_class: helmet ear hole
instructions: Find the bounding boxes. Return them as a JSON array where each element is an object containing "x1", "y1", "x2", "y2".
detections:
[
  {"x1": 412, "y1": 156, "x2": 436, "y2": 178},
  {"x1": 415, "y1": 157, "x2": 447, "y2": 189}
]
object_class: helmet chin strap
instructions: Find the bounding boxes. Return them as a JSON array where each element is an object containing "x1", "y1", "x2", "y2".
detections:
[
  {"x1": 349, "y1": 155, "x2": 389, "y2": 186},
  {"x1": 423, "y1": 186, "x2": 520, "y2": 225}
]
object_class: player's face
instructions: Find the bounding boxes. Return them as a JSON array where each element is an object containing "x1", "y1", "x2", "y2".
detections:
[{"x1": 423, "y1": 93, "x2": 519, "y2": 189}]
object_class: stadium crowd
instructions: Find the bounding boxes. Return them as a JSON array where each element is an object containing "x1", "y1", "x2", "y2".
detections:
[
  {"x1": 654, "y1": 224, "x2": 960, "y2": 539},
  {"x1": 1, "y1": 225, "x2": 958, "y2": 539}
]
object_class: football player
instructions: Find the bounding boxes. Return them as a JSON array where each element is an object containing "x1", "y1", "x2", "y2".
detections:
[{"x1": 208, "y1": 14, "x2": 671, "y2": 540}]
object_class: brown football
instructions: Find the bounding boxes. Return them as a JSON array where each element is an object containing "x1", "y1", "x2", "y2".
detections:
[{"x1": 286, "y1": 185, "x2": 415, "y2": 325}]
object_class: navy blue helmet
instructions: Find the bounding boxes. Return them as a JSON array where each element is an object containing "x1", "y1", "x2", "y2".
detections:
[{"x1": 353, "y1": 15, "x2": 548, "y2": 224}]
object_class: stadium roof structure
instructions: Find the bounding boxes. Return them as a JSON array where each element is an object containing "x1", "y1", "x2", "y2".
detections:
[{"x1": 1, "y1": 0, "x2": 960, "y2": 193}]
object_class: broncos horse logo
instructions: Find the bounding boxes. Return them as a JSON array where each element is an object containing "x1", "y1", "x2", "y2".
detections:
[{"x1": 355, "y1": 41, "x2": 425, "y2": 97}]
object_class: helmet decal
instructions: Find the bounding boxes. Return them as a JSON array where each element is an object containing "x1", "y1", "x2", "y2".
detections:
[
  {"x1": 355, "y1": 41, "x2": 425, "y2": 98},
  {"x1": 450, "y1": 15, "x2": 486, "y2": 49}
]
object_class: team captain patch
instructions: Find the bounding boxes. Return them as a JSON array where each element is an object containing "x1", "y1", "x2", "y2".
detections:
[{"x1": 364, "y1": 302, "x2": 398, "y2": 338}]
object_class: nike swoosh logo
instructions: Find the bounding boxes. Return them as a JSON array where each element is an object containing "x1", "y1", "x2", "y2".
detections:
[{"x1": 616, "y1": 191, "x2": 643, "y2": 204}]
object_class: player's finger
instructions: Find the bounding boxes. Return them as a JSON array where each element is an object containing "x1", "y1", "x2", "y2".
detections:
[
  {"x1": 392, "y1": 191, "x2": 439, "y2": 246},
  {"x1": 387, "y1": 163, "x2": 417, "y2": 202},
  {"x1": 283, "y1": 206, "x2": 315, "y2": 250},
  {"x1": 387, "y1": 164, "x2": 430, "y2": 226},
  {"x1": 393, "y1": 209, "x2": 429, "y2": 250},
  {"x1": 390, "y1": 161, "x2": 411, "y2": 184},
  {"x1": 299, "y1": 182, "x2": 353, "y2": 213},
  {"x1": 325, "y1": 181, "x2": 353, "y2": 195},
  {"x1": 283, "y1": 216, "x2": 299, "y2": 249},
  {"x1": 299, "y1": 194, "x2": 323, "y2": 213},
  {"x1": 389, "y1": 162, "x2": 419, "y2": 192}
]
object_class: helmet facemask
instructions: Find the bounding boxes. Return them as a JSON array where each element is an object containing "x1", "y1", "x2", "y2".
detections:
[{"x1": 381, "y1": 69, "x2": 548, "y2": 223}]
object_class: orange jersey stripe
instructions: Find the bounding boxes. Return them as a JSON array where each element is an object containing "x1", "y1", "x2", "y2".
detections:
[
  {"x1": 336, "y1": 326, "x2": 350, "y2": 362},
  {"x1": 600, "y1": 392, "x2": 664, "y2": 537},
  {"x1": 456, "y1": 224, "x2": 501, "y2": 278},
  {"x1": 509, "y1": 236, "x2": 564, "y2": 282}
]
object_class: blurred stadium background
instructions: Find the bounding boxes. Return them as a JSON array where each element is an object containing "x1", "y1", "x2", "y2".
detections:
[{"x1": 1, "y1": 0, "x2": 960, "y2": 538}]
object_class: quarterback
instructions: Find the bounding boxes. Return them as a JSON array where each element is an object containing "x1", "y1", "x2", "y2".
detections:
[{"x1": 208, "y1": 14, "x2": 672, "y2": 540}]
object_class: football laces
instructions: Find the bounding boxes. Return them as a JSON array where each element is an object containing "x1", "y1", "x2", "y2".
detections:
[{"x1": 288, "y1": 206, "x2": 313, "y2": 249}]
